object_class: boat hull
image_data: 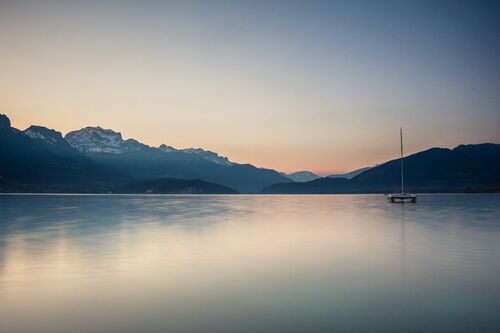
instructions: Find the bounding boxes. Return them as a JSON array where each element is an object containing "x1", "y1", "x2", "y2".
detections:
[{"x1": 387, "y1": 194, "x2": 417, "y2": 203}]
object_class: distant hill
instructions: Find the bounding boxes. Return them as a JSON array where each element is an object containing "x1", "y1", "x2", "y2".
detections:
[
  {"x1": 116, "y1": 178, "x2": 238, "y2": 194},
  {"x1": 261, "y1": 144, "x2": 500, "y2": 194},
  {"x1": 328, "y1": 166, "x2": 372, "y2": 179},
  {"x1": 286, "y1": 171, "x2": 321, "y2": 182}
]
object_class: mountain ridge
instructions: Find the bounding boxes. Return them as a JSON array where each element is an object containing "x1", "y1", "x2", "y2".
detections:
[
  {"x1": 0, "y1": 114, "x2": 289, "y2": 193},
  {"x1": 328, "y1": 166, "x2": 372, "y2": 179},
  {"x1": 261, "y1": 143, "x2": 500, "y2": 194},
  {"x1": 2, "y1": 114, "x2": 498, "y2": 194},
  {"x1": 63, "y1": 126, "x2": 288, "y2": 192},
  {"x1": 0, "y1": 118, "x2": 131, "y2": 193}
]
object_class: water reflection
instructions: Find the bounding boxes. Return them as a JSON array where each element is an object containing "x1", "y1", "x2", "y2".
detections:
[{"x1": 0, "y1": 194, "x2": 499, "y2": 333}]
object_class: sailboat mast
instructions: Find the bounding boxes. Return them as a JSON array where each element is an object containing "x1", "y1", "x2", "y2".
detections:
[{"x1": 400, "y1": 128, "x2": 404, "y2": 194}]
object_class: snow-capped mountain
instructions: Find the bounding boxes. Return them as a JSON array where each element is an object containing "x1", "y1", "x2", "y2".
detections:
[
  {"x1": 65, "y1": 127, "x2": 234, "y2": 167},
  {"x1": 158, "y1": 144, "x2": 177, "y2": 153},
  {"x1": 178, "y1": 148, "x2": 233, "y2": 166},
  {"x1": 286, "y1": 171, "x2": 321, "y2": 182},
  {"x1": 24, "y1": 126, "x2": 68, "y2": 146},
  {"x1": 159, "y1": 144, "x2": 233, "y2": 166},
  {"x1": 65, "y1": 127, "x2": 147, "y2": 154},
  {"x1": 23, "y1": 125, "x2": 78, "y2": 155},
  {"x1": 53, "y1": 123, "x2": 289, "y2": 192}
]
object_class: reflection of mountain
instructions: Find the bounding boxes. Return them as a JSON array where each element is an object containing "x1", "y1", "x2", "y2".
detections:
[
  {"x1": 0, "y1": 194, "x2": 237, "y2": 275},
  {"x1": 262, "y1": 144, "x2": 500, "y2": 193}
]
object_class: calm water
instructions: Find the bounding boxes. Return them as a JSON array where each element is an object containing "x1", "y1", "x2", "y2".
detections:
[{"x1": 0, "y1": 194, "x2": 499, "y2": 333}]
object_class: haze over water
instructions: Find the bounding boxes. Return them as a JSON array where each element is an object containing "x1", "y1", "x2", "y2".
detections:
[{"x1": 0, "y1": 194, "x2": 499, "y2": 332}]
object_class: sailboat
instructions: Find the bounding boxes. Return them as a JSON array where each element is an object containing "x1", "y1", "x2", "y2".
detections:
[{"x1": 387, "y1": 129, "x2": 417, "y2": 203}]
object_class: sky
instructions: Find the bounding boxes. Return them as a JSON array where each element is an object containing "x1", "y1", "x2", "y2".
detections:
[{"x1": 0, "y1": 0, "x2": 499, "y2": 175}]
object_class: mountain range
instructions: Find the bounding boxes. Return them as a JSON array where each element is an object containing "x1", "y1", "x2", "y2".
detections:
[
  {"x1": 0, "y1": 114, "x2": 289, "y2": 193},
  {"x1": 1, "y1": 113, "x2": 499, "y2": 194},
  {"x1": 64, "y1": 127, "x2": 289, "y2": 193},
  {"x1": 262, "y1": 144, "x2": 500, "y2": 194}
]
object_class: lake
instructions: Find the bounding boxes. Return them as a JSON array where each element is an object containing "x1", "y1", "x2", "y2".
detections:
[{"x1": 0, "y1": 194, "x2": 499, "y2": 332}]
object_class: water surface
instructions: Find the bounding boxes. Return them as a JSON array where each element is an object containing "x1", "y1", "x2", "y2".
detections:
[{"x1": 0, "y1": 194, "x2": 499, "y2": 332}]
